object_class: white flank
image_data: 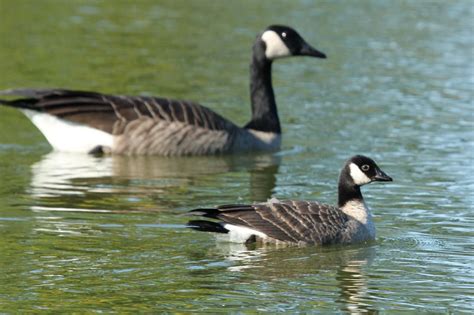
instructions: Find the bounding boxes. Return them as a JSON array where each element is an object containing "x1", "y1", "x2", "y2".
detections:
[
  {"x1": 261, "y1": 30, "x2": 291, "y2": 59},
  {"x1": 219, "y1": 224, "x2": 268, "y2": 243},
  {"x1": 341, "y1": 200, "x2": 375, "y2": 239},
  {"x1": 349, "y1": 163, "x2": 372, "y2": 185},
  {"x1": 22, "y1": 109, "x2": 113, "y2": 153}
]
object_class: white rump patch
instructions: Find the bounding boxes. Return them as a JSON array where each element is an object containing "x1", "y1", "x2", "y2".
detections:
[
  {"x1": 261, "y1": 30, "x2": 291, "y2": 59},
  {"x1": 349, "y1": 163, "x2": 372, "y2": 186},
  {"x1": 22, "y1": 109, "x2": 113, "y2": 153},
  {"x1": 218, "y1": 224, "x2": 268, "y2": 243}
]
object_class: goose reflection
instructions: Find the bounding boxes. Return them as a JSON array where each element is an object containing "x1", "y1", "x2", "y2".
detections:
[
  {"x1": 29, "y1": 151, "x2": 281, "y2": 211},
  {"x1": 188, "y1": 243, "x2": 378, "y2": 314}
]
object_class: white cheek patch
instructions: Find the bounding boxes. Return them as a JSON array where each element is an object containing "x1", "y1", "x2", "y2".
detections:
[
  {"x1": 349, "y1": 163, "x2": 372, "y2": 185},
  {"x1": 261, "y1": 30, "x2": 291, "y2": 59}
]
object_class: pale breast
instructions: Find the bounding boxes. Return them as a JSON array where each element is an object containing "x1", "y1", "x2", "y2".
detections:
[
  {"x1": 231, "y1": 129, "x2": 281, "y2": 152},
  {"x1": 341, "y1": 200, "x2": 376, "y2": 241}
]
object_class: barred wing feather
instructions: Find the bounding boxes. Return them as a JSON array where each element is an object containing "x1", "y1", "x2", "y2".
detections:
[
  {"x1": 0, "y1": 88, "x2": 238, "y2": 134},
  {"x1": 193, "y1": 200, "x2": 350, "y2": 245}
]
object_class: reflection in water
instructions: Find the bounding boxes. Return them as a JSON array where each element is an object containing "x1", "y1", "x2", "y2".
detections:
[
  {"x1": 28, "y1": 151, "x2": 281, "y2": 210},
  {"x1": 191, "y1": 242, "x2": 377, "y2": 314},
  {"x1": 25, "y1": 152, "x2": 281, "y2": 250},
  {"x1": 335, "y1": 250, "x2": 378, "y2": 314},
  {"x1": 30, "y1": 152, "x2": 114, "y2": 197}
]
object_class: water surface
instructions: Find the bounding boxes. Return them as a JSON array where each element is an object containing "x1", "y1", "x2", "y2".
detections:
[{"x1": 0, "y1": 0, "x2": 473, "y2": 313}]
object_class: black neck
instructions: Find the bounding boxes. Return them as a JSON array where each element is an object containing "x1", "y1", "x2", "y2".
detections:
[
  {"x1": 244, "y1": 41, "x2": 281, "y2": 133},
  {"x1": 338, "y1": 169, "x2": 364, "y2": 208}
]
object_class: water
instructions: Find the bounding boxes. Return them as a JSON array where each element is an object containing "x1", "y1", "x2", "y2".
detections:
[{"x1": 0, "y1": 0, "x2": 473, "y2": 312}]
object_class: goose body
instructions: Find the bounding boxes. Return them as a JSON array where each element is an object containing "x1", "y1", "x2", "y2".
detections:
[
  {"x1": 0, "y1": 25, "x2": 326, "y2": 156},
  {"x1": 188, "y1": 155, "x2": 393, "y2": 246}
]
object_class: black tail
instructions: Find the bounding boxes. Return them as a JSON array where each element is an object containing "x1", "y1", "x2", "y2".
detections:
[
  {"x1": 0, "y1": 88, "x2": 90, "y2": 98},
  {"x1": 188, "y1": 204, "x2": 252, "y2": 218},
  {"x1": 187, "y1": 220, "x2": 229, "y2": 233},
  {"x1": 0, "y1": 89, "x2": 45, "y2": 109},
  {"x1": 0, "y1": 88, "x2": 101, "y2": 110},
  {"x1": 0, "y1": 98, "x2": 38, "y2": 110},
  {"x1": 188, "y1": 208, "x2": 222, "y2": 219}
]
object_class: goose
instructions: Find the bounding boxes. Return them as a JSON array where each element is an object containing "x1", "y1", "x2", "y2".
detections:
[
  {"x1": 0, "y1": 25, "x2": 326, "y2": 156},
  {"x1": 187, "y1": 155, "x2": 393, "y2": 246}
]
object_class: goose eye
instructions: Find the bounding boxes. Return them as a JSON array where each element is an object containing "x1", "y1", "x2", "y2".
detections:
[
  {"x1": 281, "y1": 32, "x2": 287, "y2": 38},
  {"x1": 361, "y1": 164, "x2": 370, "y2": 171}
]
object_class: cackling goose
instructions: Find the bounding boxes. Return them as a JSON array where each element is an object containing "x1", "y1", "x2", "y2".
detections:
[{"x1": 187, "y1": 155, "x2": 392, "y2": 246}]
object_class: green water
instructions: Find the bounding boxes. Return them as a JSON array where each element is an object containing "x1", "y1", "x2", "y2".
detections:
[{"x1": 0, "y1": 0, "x2": 473, "y2": 313}]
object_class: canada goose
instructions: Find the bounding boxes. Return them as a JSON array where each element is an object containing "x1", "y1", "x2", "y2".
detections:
[
  {"x1": 187, "y1": 155, "x2": 393, "y2": 246},
  {"x1": 0, "y1": 25, "x2": 326, "y2": 156}
]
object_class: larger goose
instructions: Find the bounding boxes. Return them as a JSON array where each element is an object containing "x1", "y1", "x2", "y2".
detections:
[
  {"x1": 0, "y1": 25, "x2": 326, "y2": 156},
  {"x1": 188, "y1": 155, "x2": 393, "y2": 246}
]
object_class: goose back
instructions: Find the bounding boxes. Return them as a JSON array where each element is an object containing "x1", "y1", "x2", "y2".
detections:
[
  {"x1": 190, "y1": 200, "x2": 353, "y2": 245},
  {"x1": 3, "y1": 89, "x2": 236, "y2": 133},
  {"x1": 1, "y1": 89, "x2": 245, "y2": 155}
]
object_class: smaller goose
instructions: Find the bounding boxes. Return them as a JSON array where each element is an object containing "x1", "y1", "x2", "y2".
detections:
[
  {"x1": 0, "y1": 25, "x2": 326, "y2": 156},
  {"x1": 187, "y1": 155, "x2": 392, "y2": 246}
]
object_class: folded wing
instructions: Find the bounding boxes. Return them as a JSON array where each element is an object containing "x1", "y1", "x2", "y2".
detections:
[
  {"x1": 0, "y1": 88, "x2": 238, "y2": 135},
  {"x1": 189, "y1": 200, "x2": 350, "y2": 245}
]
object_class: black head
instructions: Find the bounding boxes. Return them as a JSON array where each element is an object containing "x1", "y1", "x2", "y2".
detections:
[
  {"x1": 260, "y1": 25, "x2": 327, "y2": 60},
  {"x1": 343, "y1": 155, "x2": 392, "y2": 187}
]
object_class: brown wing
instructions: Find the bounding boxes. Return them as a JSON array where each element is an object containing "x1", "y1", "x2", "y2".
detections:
[
  {"x1": 0, "y1": 88, "x2": 238, "y2": 134},
  {"x1": 191, "y1": 200, "x2": 350, "y2": 245}
]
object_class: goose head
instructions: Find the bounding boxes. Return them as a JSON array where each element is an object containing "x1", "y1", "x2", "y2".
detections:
[
  {"x1": 343, "y1": 155, "x2": 393, "y2": 187},
  {"x1": 259, "y1": 25, "x2": 327, "y2": 60}
]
